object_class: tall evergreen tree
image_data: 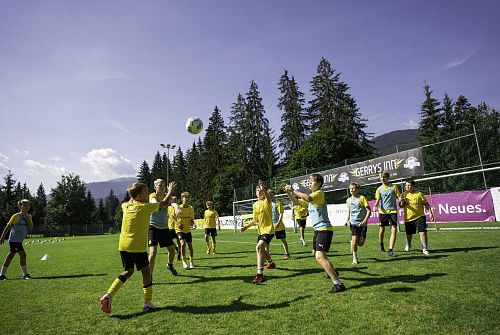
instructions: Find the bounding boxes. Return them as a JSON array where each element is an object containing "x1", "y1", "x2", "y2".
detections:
[
  {"x1": 137, "y1": 160, "x2": 152, "y2": 191},
  {"x1": 227, "y1": 94, "x2": 250, "y2": 185},
  {"x1": 171, "y1": 147, "x2": 187, "y2": 194},
  {"x1": 150, "y1": 151, "x2": 163, "y2": 187},
  {"x1": 31, "y1": 183, "x2": 47, "y2": 229},
  {"x1": 85, "y1": 190, "x2": 97, "y2": 225},
  {"x1": 185, "y1": 142, "x2": 204, "y2": 217},
  {"x1": 0, "y1": 170, "x2": 17, "y2": 222},
  {"x1": 441, "y1": 94, "x2": 455, "y2": 134},
  {"x1": 418, "y1": 82, "x2": 442, "y2": 144},
  {"x1": 245, "y1": 80, "x2": 275, "y2": 180},
  {"x1": 277, "y1": 70, "x2": 308, "y2": 162},
  {"x1": 105, "y1": 189, "x2": 120, "y2": 225}
]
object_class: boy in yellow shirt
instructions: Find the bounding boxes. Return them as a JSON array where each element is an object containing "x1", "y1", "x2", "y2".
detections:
[
  {"x1": 399, "y1": 179, "x2": 435, "y2": 255},
  {"x1": 204, "y1": 201, "x2": 220, "y2": 255},
  {"x1": 292, "y1": 200, "x2": 309, "y2": 246},
  {"x1": 240, "y1": 180, "x2": 276, "y2": 284},
  {"x1": 175, "y1": 192, "x2": 195, "y2": 269},
  {"x1": 99, "y1": 181, "x2": 176, "y2": 314}
]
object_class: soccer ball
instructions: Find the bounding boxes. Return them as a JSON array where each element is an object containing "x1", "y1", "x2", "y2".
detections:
[{"x1": 186, "y1": 117, "x2": 203, "y2": 134}]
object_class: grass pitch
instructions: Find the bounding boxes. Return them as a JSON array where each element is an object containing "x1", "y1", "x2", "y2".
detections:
[{"x1": 0, "y1": 224, "x2": 499, "y2": 335}]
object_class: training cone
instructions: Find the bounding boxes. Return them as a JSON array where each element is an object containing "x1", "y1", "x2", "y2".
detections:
[{"x1": 41, "y1": 254, "x2": 50, "y2": 261}]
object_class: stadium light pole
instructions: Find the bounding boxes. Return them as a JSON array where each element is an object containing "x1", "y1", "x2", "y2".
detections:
[{"x1": 160, "y1": 143, "x2": 176, "y2": 184}]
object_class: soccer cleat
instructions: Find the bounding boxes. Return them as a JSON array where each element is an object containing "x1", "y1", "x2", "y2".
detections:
[
  {"x1": 143, "y1": 302, "x2": 157, "y2": 313},
  {"x1": 189, "y1": 262, "x2": 195, "y2": 269},
  {"x1": 23, "y1": 274, "x2": 32, "y2": 280},
  {"x1": 166, "y1": 264, "x2": 178, "y2": 276},
  {"x1": 388, "y1": 250, "x2": 396, "y2": 257},
  {"x1": 0, "y1": 275, "x2": 7, "y2": 280},
  {"x1": 252, "y1": 274, "x2": 265, "y2": 283},
  {"x1": 300, "y1": 239, "x2": 306, "y2": 246},
  {"x1": 380, "y1": 245, "x2": 385, "y2": 252},
  {"x1": 284, "y1": 253, "x2": 291, "y2": 260},
  {"x1": 207, "y1": 248, "x2": 211, "y2": 254},
  {"x1": 404, "y1": 245, "x2": 410, "y2": 252},
  {"x1": 423, "y1": 249, "x2": 430, "y2": 255},
  {"x1": 330, "y1": 283, "x2": 347, "y2": 293},
  {"x1": 99, "y1": 294, "x2": 112, "y2": 314},
  {"x1": 264, "y1": 262, "x2": 276, "y2": 269},
  {"x1": 182, "y1": 261, "x2": 188, "y2": 269},
  {"x1": 352, "y1": 258, "x2": 359, "y2": 265}
]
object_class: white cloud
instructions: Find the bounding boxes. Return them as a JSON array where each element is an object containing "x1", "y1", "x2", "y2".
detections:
[
  {"x1": 24, "y1": 160, "x2": 66, "y2": 176},
  {"x1": 81, "y1": 148, "x2": 136, "y2": 180},
  {"x1": 13, "y1": 149, "x2": 30, "y2": 156},
  {"x1": 442, "y1": 48, "x2": 478, "y2": 71},
  {"x1": 402, "y1": 119, "x2": 419, "y2": 129}
]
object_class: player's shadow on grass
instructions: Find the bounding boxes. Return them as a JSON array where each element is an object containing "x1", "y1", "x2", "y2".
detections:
[
  {"x1": 111, "y1": 294, "x2": 311, "y2": 319},
  {"x1": 367, "y1": 254, "x2": 449, "y2": 263},
  {"x1": 344, "y1": 272, "x2": 446, "y2": 290},
  {"x1": 34, "y1": 273, "x2": 107, "y2": 280},
  {"x1": 431, "y1": 246, "x2": 498, "y2": 254}
]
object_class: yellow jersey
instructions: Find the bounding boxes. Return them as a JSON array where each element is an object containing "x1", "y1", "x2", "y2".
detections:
[
  {"x1": 119, "y1": 200, "x2": 160, "y2": 252},
  {"x1": 175, "y1": 205, "x2": 194, "y2": 233},
  {"x1": 402, "y1": 191, "x2": 428, "y2": 222},
  {"x1": 252, "y1": 198, "x2": 275, "y2": 235},
  {"x1": 204, "y1": 209, "x2": 219, "y2": 228}
]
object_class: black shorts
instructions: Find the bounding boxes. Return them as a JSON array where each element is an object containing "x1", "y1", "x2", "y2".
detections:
[
  {"x1": 296, "y1": 219, "x2": 307, "y2": 229},
  {"x1": 120, "y1": 251, "x2": 149, "y2": 271},
  {"x1": 379, "y1": 213, "x2": 398, "y2": 227},
  {"x1": 169, "y1": 229, "x2": 179, "y2": 240},
  {"x1": 148, "y1": 226, "x2": 174, "y2": 248},
  {"x1": 275, "y1": 229, "x2": 286, "y2": 239},
  {"x1": 177, "y1": 232, "x2": 193, "y2": 243},
  {"x1": 257, "y1": 234, "x2": 274, "y2": 246},
  {"x1": 405, "y1": 216, "x2": 428, "y2": 234},
  {"x1": 9, "y1": 242, "x2": 24, "y2": 253},
  {"x1": 205, "y1": 228, "x2": 217, "y2": 236},
  {"x1": 312, "y1": 230, "x2": 333, "y2": 252},
  {"x1": 350, "y1": 225, "x2": 367, "y2": 239}
]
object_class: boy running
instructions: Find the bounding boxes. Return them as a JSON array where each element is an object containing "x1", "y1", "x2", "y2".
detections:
[
  {"x1": 399, "y1": 179, "x2": 435, "y2": 255},
  {"x1": 373, "y1": 171, "x2": 401, "y2": 257},
  {"x1": 345, "y1": 183, "x2": 371, "y2": 264}
]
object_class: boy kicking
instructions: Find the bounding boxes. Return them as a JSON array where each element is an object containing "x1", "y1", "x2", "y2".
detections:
[
  {"x1": 345, "y1": 183, "x2": 371, "y2": 264},
  {"x1": 99, "y1": 181, "x2": 176, "y2": 314}
]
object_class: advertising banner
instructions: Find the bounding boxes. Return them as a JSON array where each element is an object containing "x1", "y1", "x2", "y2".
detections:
[{"x1": 290, "y1": 148, "x2": 424, "y2": 192}]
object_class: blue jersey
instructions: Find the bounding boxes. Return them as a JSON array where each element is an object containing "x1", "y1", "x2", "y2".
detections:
[
  {"x1": 307, "y1": 190, "x2": 332, "y2": 231},
  {"x1": 149, "y1": 193, "x2": 169, "y2": 229},
  {"x1": 347, "y1": 195, "x2": 369, "y2": 226},
  {"x1": 7, "y1": 213, "x2": 31, "y2": 242}
]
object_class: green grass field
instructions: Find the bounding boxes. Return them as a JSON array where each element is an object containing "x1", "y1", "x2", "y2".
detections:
[{"x1": 0, "y1": 225, "x2": 499, "y2": 335}]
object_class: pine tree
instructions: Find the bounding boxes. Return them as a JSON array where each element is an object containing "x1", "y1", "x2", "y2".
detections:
[
  {"x1": 137, "y1": 160, "x2": 152, "y2": 192},
  {"x1": 245, "y1": 80, "x2": 276, "y2": 180},
  {"x1": 150, "y1": 151, "x2": 163, "y2": 187},
  {"x1": 105, "y1": 189, "x2": 120, "y2": 226},
  {"x1": 31, "y1": 183, "x2": 47, "y2": 228},
  {"x1": 277, "y1": 70, "x2": 308, "y2": 162},
  {"x1": 171, "y1": 147, "x2": 187, "y2": 194},
  {"x1": 185, "y1": 142, "x2": 203, "y2": 217},
  {"x1": 441, "y1": 94, "x2": 455, "y2": 134},
  {"x1": 418, "y1": 82, "x2": 442, "y2": 144},
  {"x1": 0, "y1": 170, "x2": 17, "y2": 222}
]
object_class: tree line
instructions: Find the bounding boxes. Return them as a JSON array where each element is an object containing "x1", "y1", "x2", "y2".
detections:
[{"x1": 1, "y1": 58, "x2": 497, "y2": 234}]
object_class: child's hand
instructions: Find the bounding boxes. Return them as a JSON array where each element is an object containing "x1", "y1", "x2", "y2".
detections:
[
  {"x1": 240, "y1": 226, "x2": 247, "y2": 233},
  {"x1": 168, "y1": 181, "x2": 176, "y2": 192}
]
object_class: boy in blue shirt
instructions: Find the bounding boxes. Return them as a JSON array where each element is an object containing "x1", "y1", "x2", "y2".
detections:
[{"x1": 345, "y1": 183, "x2": 371, "y2": 264}]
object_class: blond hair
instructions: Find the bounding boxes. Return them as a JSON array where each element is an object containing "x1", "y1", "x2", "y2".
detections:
[
  {"x1": 17, "y1": 199, "x2": 30, "y2": 207},
  {"x1": 181, "y1": 191, "x2": 190, "y2": 198},
  {"x1": 154, "y1": 179, "x2": 165, "y2": 187}
]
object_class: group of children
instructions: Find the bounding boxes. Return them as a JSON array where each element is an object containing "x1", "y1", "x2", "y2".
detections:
[{"x1": 0, "y1": 172, "x2": 435, "y2": 314}]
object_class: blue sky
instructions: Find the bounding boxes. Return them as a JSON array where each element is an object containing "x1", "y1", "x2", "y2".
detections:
[{"x1": 1, "y1": 0, "x2": 499, "y2": 192}]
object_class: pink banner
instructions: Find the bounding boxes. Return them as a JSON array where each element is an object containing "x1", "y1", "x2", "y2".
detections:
[{"x1": 367, "y1": 189, "x2": 495, "y2": 224}]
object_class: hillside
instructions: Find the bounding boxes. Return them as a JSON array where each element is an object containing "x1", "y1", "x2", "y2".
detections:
[
  {"x1": 372, "y1": 129, "x2": 419, "y2": 155},
  {"x1": 85, "y1": 177, "x2": 136, "y2": 201}
]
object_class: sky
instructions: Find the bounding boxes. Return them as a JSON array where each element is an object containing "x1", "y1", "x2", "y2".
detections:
[{"x1": 1, "y1": 0, "x2": 499, "y2": 192}]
